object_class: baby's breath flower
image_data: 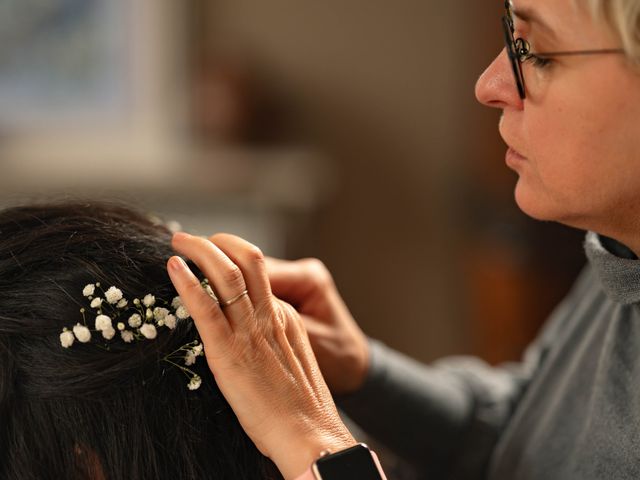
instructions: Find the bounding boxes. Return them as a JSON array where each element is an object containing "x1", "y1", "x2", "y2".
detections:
[
  {"x1": 185, "y1": 351, "x2": 197, "y2": 366},
  {"x1": 64, "y1": 282, "x2": 204, "y2": 390},
  {"x1": 72, "y1": 324, "x2": 91, "y2": 343},
  {"x1": 128, "y1": 313, "x2": 142, "y2": 328},
  {"x1": 95, "y1": 314, "x2": 112, "y2": 331},
  {"x1": 164, "y1": 314, "x2": 177, "y2": 330},
  {"x1": 143, "y1": 294, "x2": 155, "y2": 307},
  {"x1": 176, "y1": 305, "x2": 190, "y2": 320},
  {"x1": 140, "y1": 323, "x2": 157, "y2": 340},
  {"x1": 90, "y1": 297, "x2": 103, "y2": 309},
  {"x1": 102, "y1": 327, "x2": 116, "y2": 340},
  {"x1": 105, "y1": 286, "x2": 123, "y2": 304},
  {"x1": 171, "y1": 296, "x2": 183, "y2": 309},
  {"x1": 187, "y1": 374, "x2": 202, "y2": 391},
  {"x1": 203, "y1": 284, "x2": 217, "y2": 300},
  {"x1": 165, "y1": 220, "x2": 182, "y2": 233},
  {"x1": 121, "y1": 330, "x2": 134, "y2": 343},
  {"x1": 185, "y1": 343, "x2": 204, "y2": 366},
  {"x1": 153, "y1": 307, "x2": 169, "y2": 322},
  {"x1": 60, "y1": 328, "x2": 75, "y2": 348}
]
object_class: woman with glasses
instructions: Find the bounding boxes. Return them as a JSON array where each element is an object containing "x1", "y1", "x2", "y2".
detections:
[{"x1": 166, "y1": 0, "x2": 640, "y2": 478}]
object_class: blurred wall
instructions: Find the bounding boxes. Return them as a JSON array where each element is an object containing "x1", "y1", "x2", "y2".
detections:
[
  {"x1": 199, "y1": 1, "x2": 585, "y2": 363},
  {"x1": 197, "y1": 1, "x2": 491, "y2": 362}
]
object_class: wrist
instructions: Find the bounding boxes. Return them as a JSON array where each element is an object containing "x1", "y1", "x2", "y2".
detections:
[
  {"x1": 350, "y1": 332, "x2": 371, "y2": 391},
  {"x1": 276, "y1": 429, "x2": 357, "y2": 480},
  {"x1": 334, "y1": 332, "x2": 371, "y2": 395},
  {"x1": 293, "y1": 443, "x2": 387, "y2": 480}
]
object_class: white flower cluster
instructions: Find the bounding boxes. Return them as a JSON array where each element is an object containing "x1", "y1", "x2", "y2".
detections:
[
  {"x1": 184, "y1": 342, "x2": 204, "y2": 366},
  {"x1": 163, "y1": 340, "x2": 205, "y2": 390},
  {"x1": 59, "y1": 280, "x2": 206, "y2": 390},
  {"x1": 60, "y1": 282, "x2": 188, "y2": 346},
  {"x1": 188, "y1": 374, "x2": 202, "y2": 391}
]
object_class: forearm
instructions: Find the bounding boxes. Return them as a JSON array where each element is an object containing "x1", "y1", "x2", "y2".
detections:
[
  {"x1": 335, "y1": 339, "x2": 502, "y2": 478},
  {"x1": 336, "y1": 340, "x2": 472, "y2": 461}
]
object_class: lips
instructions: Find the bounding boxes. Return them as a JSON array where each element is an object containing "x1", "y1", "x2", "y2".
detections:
[
  {"x1": 505, "y1": 146, "x2": 527, "y2": 168},
  {"x1": 507, "y1": 146, "x2": 526, "y2": 159},
  {"x1": 498, "y1": 117, "x2": 527, "y2": 160}
]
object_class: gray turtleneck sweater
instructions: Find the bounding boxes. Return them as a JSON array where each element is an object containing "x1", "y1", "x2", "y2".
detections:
[{"x1": 337, "y1": 232, "x2": 640, "y2": 479}]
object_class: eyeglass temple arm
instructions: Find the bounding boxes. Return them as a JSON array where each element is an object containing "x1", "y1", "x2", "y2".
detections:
[{"x1": 526, "y1": 48, "x2": 624, "y2": 59}]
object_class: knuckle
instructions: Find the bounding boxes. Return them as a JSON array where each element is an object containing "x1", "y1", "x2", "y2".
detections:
[
  {"x1": 276, "y1": 300, "x2": 300, "y2": 330},
  {"x1": 280, "y1": 300, "x2": 298, "y2": 318},
  {"x1": 243, "y1": 244, "x2": 265, "y2": 265},
  {"x1": 254, "y1": 300, "x2": 289, "y2": 335},
  {"x1": 222, "y1": 263, "x2": 245, "y2": 288},
  {"x1": 300, "y1": 257, "x2": 333, "y2": 289}
]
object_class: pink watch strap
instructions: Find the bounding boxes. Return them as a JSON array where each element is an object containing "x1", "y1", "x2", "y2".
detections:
[{"x1": 293, "y1": 451, "x2": 387, "y2": 480}]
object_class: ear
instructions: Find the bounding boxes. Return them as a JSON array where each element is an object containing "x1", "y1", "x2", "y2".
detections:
[{"x1": 73, "y1": 444, "x2": 107, "y2": 480}]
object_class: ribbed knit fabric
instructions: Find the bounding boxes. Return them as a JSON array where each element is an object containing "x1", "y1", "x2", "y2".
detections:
[
  {"x1": 585, "y1": 231, "x2": 640, "y2": 304},
  {"x1": 337, "y1": 232, "x2": 640, "y2": 479}
]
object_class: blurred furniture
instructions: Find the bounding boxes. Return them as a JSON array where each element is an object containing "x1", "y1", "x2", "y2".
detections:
[{"x1": 0, "y1": 146, "x2": 334, "y2": 258}]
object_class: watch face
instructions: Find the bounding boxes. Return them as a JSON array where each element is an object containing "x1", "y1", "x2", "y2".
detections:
[{"x1": 315, "y1": 444, "x2": 383, "y2": 480}]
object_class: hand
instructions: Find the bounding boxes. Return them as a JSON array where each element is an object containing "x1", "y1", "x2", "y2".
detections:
[
  {"x1": 167, "y1": 232, "x2": 356, "y2": 480},
  {"x1": 265, "y1": 257, "x2": 370, "y2": 396}
]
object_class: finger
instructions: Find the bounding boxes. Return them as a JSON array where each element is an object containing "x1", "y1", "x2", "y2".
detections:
[
  {"x1": 265, "y1": 258, "x2": 338, "y2": 315},
  {"x1": 166, "y1": 256, "x2": 232, "y2": 356},
  {"x1": 263, "y1": 257, "x2": 296, "y2": 295},
  {"x1": 263, "y1": 257, "x2": 317, "y2": 302},
  {"x1": 209, "y1": 233, "x2": 272, "y2": 308},
  {"x1": 300, "y1": 314, "x2": 333, "y2": 337},
  {"x1": 172, "y1": 232, "x2": 253, "y2": 322}
]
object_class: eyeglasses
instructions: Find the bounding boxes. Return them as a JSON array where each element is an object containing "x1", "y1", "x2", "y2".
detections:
[{"x1": 502, "y1": 2, "x2": 625, "y2": 99}]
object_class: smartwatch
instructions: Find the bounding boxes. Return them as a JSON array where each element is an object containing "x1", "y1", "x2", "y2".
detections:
[{"x1": 294, "y1": 443, "x2": 387, "y2": 480}]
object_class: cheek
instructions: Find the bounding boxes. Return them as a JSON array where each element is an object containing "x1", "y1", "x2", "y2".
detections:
[
  {"x1": 524, "y1": 111, "x2": 595, "y2": 198},
  {"x1": 519, "y1": 81, "x2": 640, "y2": 223},
  {"x1": 513, "y1": 106, "x2": 611, "y2": 220}
]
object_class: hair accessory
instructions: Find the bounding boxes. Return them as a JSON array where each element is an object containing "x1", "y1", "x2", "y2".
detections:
[{"x1": 59, "y1": 280, "x2": 210, "y2": 390}]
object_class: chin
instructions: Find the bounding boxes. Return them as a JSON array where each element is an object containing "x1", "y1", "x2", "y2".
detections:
[
  {"x1": 513, "y1": 180, "x2": 590, "y2": 231},
  {"x1": 513, "y1": 180, "x2": 559, "y2": 222}
]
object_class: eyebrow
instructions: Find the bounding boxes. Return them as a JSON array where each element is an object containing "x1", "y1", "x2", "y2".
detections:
[{"x1": 511, "y1": 6, "x2": 558, "y2": 41}]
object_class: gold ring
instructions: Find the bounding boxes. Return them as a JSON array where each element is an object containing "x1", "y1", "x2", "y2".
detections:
[{"x1": 220, "y1": 289, "x2": 249, "y2": 307}]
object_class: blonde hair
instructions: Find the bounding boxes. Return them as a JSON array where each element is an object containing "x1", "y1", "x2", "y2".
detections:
[{"x1": 585, "y1": 0, "x2": 640, "y2": 62}]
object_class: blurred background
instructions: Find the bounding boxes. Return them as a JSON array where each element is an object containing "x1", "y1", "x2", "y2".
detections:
[{"x1": 0, "y1": 0, "x2": 586, "y2": 474}]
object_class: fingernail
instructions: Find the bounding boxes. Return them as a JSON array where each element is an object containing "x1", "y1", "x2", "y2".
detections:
[
  {"x1": 169, "y1": 256, "x2": 188, "y2": 272},
  {"x1": 172, "y1": 231, "x2": 190, "y2": 242}
]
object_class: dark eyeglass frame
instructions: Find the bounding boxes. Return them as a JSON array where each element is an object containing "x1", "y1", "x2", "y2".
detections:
[{"x1": 502, "y1": 4, "x2": 625, "y2": 99}]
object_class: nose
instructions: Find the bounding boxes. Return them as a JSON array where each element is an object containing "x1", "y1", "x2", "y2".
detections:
[{"x1": 475, "y1": 48, "x2": 523, "y2": 110}]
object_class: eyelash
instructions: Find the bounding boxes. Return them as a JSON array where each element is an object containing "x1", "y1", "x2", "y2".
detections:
[
  {"x1": 524, "y1": 54, "x2": 553, "y2": 69},
  {"x1": 512, "y1": 29, "x2": 554, "y2": 69}
]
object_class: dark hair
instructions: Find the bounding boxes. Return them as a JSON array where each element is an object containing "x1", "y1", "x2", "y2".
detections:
[{"x1": 0, "y1": 201, "x2": 283, "y2": 480}]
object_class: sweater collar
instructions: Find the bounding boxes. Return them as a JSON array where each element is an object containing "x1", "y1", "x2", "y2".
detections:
[{"x1": 584, "y1": 231, "x2": 640, "y2": 304}]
